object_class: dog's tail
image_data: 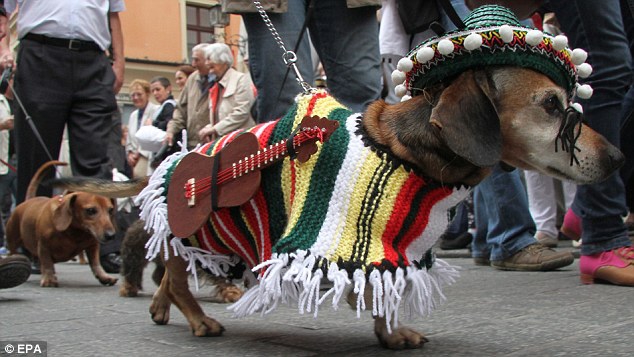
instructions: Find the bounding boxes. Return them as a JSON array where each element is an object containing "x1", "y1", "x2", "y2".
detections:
[
  {"x1": 26, "y1": 160, "x2": 68, "y2": 200},
  {"x1": 49, "y1": 176, "x2": 150, "y2": 198}
]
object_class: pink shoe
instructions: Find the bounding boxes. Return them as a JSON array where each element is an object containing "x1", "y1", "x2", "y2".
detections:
[
  {"x1": 579, "y1": 247, "x2": 634, "y2": 285},
  {"x1": 560, "y1": 208, "x2": 582, "y2": 241}
]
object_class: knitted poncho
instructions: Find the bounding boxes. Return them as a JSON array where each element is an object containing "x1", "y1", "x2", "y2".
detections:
[{"x1": 138, "y1": 90, "x2": 469, "y2": 329}]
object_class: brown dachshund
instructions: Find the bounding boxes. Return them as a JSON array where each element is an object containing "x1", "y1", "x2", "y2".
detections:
[
  {"x1": 6, "y1": 161, "x2": 118, "y2": 287},
  {"x1": 51, "y1": 68, "x2": 624, "y2": 348}
]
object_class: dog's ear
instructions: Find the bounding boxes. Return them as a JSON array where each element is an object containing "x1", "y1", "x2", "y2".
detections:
[
  {"x1": 429, "y1": 69, "x2": 501, "y2": 167},
  {"x1": 53, "y1": 194, "x2": 77, "y2": 231}
]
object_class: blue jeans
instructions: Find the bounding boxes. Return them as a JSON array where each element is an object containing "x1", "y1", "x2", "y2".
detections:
[
  {"x1": 547, "y1": 0, "x2": 632, "y2": 255},
  {"x1": 242, "y1": 0, "x2": 381, "y2": 123},
  {"x1": 472, "y1": 166, "x2": 537, "y2": 261}
]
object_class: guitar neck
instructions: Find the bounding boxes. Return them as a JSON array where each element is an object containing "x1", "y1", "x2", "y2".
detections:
[{"x1": 224, "y1": 128, "x2": 323, "y2": 183}]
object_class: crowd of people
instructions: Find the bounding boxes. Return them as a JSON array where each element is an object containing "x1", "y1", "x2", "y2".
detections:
[{"x1": 0, "y1": 0, "x2": 633, "y2": 295}]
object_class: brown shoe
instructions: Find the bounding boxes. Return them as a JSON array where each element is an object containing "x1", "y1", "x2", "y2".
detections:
[
  {"x1": 491, "y1": 243, "x2": 574, "y2": 271},
  {"x1": 0, "y1": 254, "x2": 31, "y2": 289},
  {"x1": 535, "y1": 232, "x2": 558, "y2": 248}
]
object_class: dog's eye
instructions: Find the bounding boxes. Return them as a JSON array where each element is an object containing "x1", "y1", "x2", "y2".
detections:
[
  {"x1": 543, "y1": 95, "x2": 561, "y2": 115},
  {"x1": 85, "y1": 207, "x2": 98, "y2": 216},
  {"x1": 108, "y1": 207, "x2": 114, "y2": 215}
]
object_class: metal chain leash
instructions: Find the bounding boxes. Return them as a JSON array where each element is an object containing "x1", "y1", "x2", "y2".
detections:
[{"x1": 252, "y1": 1, "x2": 314, "y2": 94}]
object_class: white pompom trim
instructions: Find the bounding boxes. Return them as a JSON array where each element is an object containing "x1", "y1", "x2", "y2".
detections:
[
  {"x1": 391, "y1": 70, "x2": 406, "y2": 85},
  {"x1": 525, "y1": 30, "x2": 543, "y2": 46},
  {"x1": 397, "y1": 57, "x2": 413, "y2": 72},
  {"x1": 464, "y1": 33, "x2": 483, "y2": 51},
  {"x1": 552, "y1": 35, "x2": 568, "y2": 51},
  {"x1": 416, "y1": 46, "x2": 435, "y2": 63},
  {"x1": 400, "y1": 94, "x2": 412, "y2": 102},
  {"x1": 394, "y1": 84, "x2": 407, "y2": 97},
  {"x1": 576, "y1": 84, "x2": 593, "y2": 99},
  {"x1": 576, "y1": 63, "x2": 593, "y2": 79},
  {"x1": 437, "y1": 39, "x2": 455, "y2": 55},
  {"x1": 571, "y1": 48, "x2": 588, "y2": 66},
  {"x1": 571, "y1": 102, "x2": 583, "y2": 113},
  {"x1": 499, "y1": 25, "x2": 514, "y2": 43}
]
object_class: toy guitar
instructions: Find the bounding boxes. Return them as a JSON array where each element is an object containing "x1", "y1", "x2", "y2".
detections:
[{"x1": 167, "y1": 115, "x2": 339, "y2": 237}]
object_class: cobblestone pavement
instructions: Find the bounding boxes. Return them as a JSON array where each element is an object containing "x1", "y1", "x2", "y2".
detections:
[{"x1": 1, "y1": 243, "x2": 633, "y2": 356}]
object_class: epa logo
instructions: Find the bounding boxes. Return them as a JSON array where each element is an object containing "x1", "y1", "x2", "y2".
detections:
[{"x1": 2, "y1": 341, "x2": 47, "y2": 355}]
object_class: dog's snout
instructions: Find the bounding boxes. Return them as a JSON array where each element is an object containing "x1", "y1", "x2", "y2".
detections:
[
  {"x1": 104, "y1": 233, "x2": 117, "y2": 242},
  {"x1": 607, "y1": 146, "x2": 625, "y2": 172}
]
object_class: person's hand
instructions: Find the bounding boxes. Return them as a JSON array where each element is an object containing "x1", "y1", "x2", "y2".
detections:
[
  {"x1": 0, "y1": 115, "x2": 13, "y2": 130},
  {"x1": 1, "y1": 51, "x2": 14, "y2": 71},
  {"x1": 112, "y1": 58, "x2": 125, "y2": 94},
  {"x1": 127, "y1": 151, "x2": 139, "y2": 168},
  {"x1": 0, "y1": 15, "x2": 7, "y2": 42},
  {"x1": 164, "y1": 131, "x2": 174, "y2": 147},
  {"x1": 198, "y1": 124, "x2": 215, "y2": 143}
]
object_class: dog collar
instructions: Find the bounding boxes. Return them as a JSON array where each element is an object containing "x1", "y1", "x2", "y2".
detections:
[{"x1": 392, "y1": 5, "x2": 592, "y2": 108}]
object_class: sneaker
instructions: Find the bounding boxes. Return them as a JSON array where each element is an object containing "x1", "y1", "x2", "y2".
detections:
[
  {"x1": 0, "y1": 255, "x2": 31, "y2": 289},
  {"x1": 535, "y1": 232, "x2": 558, "y2": 248},
  {"x1": 580, "y1": 246, "x2": 634, "y2": 285},
  {"x1": 100, "y1": 253, "x2": 121, "y2": 274},
  {"x1": 439, "y1": 231, "x2": 473, "y2": 250},
  {"x1": 473, "y1": 256, "x2": 491, "y2": 266},
  {"x1": 491, "y1": 243, "x2": 574, "y2": 271}
]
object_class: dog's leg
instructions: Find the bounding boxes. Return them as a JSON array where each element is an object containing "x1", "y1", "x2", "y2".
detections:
[
  {"x1": 346, "y1": 285, "x2": 428, "y2": 349},
  {"x1": 37, "y1": 244, "x2": 58, "y2": 287},
  {"x1": 149, "y1": 262, "x2": 172, "y2": 325},
  {"x1": 373, "y1": 317, "x2": 429, "y2": 350},
  {"x1": 151, "y1": 246, "x2": 225, "y2": 336},
  {"x1": 85, "y1": 244, "x2": 118, "y2": 286},
  {"x1": 77, "y1": 251, "x2": 88, "y2": 265},
  {"x1": 206, "y1": 275, "x2": 243, "y2": 303},
  {"x1": 119, "y1": 220, "x2": 150, "y2": 297}
]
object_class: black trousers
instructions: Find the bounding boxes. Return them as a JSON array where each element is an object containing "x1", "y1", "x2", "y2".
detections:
[{"x1": 14, "y1": 38, "x2": 116, "y2": 204}]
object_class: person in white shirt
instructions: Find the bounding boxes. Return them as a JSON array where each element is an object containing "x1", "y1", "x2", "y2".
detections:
[{"x1": 0, "y1": 0, "x2": 125, "y2": 204}]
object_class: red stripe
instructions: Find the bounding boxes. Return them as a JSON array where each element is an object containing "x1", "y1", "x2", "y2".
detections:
[
  {"x1": 380, "y1": 173, "x2": 425, "y2": 265},
  {"x1": 210, "y1": 209, "x2": 258, "y2": 267},
  {"x1": 397, "y1": 186, "x2": 454, "y2": 263},
  {"x1": 241, "y1": 190, "x2": 272, "y2": 264}
]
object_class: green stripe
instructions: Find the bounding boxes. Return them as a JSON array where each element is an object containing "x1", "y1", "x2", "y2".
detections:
[
  {"x1": 273, "y1": 108, "x2": 352, "y2": 253},
  {"x1": 260, "y1": 105, "x2": 298, "y2": 246}
]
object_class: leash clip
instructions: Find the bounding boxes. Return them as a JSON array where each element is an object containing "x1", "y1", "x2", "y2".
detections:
[{"x1": 283, "y1": 50, "x2": 312, "y2": 94}]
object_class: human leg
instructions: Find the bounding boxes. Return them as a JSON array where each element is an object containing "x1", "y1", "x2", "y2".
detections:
[
  {"x1": 309, "y1": 1, "x2": 382, "y2": 112},
  {"x1": 549, "y1": 0, "x2": 634, "y2": 284},
  {"x1": 524, "y1": 170, "x2": 558, "y2": 247},
  {"x1": 13, "y1": 41, "x2": 71, "y2": 203},
  {"x1": 242, "y1": 0, "x2": 314, "y2": 123},
  {"x1": 474, "y1": 165, "x2": 573, "y2": 271}
]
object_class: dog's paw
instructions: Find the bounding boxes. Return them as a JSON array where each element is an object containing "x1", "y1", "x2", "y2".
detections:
[
  {"x1": 97, "y1": 275, "x2": 118, "y2": 286},
  {"x1": 192, "y1": 316, "x2": 225, "y2": 337},
  {"x1": 375, "y1": 321, "x2": 428, "y2": 350},
  {"x1": 217, "y1": 284, "x2": 243, "y2": 303},
  {"x1": 150, "y1": 299, "x2": 171, "y2": 325},
  {"x1": 40, "y1": 276, "x2": 58, "y2": 287},
  {"x1": 119, "y1": 282, "x2": 139, "y2": 297}
]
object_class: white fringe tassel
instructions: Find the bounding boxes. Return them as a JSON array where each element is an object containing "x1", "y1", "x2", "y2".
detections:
[{"x1": 228, "y1": 252, "x2": 460, "y2": 333}]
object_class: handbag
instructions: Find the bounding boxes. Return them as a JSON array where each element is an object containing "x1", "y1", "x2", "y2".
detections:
[{"x1": 396, "y1": 0, "x2": 440, "y2": 34}]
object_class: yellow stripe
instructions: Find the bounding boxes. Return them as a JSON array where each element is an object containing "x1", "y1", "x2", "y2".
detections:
[
  {"x1": 281, "y1": 93, "x2": 343, "y2": 236},
  {"x1": 365, "y1": 164, "x2": 409, "y2": 264},
  {"x1": 332, "y1": 152, "x2": 382, "y2": 262}
]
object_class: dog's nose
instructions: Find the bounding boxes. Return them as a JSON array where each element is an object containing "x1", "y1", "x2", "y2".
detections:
[
  {"x1": 607, "y1": 146, "x2": 625, "y2": 172},
  {"x1": 104, "y1": 233, "x2": 116, "y2": 242}
]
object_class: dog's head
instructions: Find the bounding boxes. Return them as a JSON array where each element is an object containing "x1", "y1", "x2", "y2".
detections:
[
  {"x1": 53, "y1": 192, "x2": 116, "y2": 243},
  {"x1": 380, "y1": 5, "x2": 624, "y2": 186},
  {"x1": 428, "y1": 67, "x2": 623, "y2": 184}
]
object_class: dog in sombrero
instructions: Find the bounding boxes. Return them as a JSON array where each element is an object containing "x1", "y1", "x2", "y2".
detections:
[{"x1": 53, "y1": 6, "x2": 623, "y2": 349}]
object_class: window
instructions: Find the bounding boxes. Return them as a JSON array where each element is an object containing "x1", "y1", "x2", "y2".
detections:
[{"x1": 186, "y1": 4, "x2": 215, "y2": 55}]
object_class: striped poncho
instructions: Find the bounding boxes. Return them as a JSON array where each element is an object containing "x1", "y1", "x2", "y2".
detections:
[{"x1": 138, "y1": 89, "x2": 469, "y2": 329}]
